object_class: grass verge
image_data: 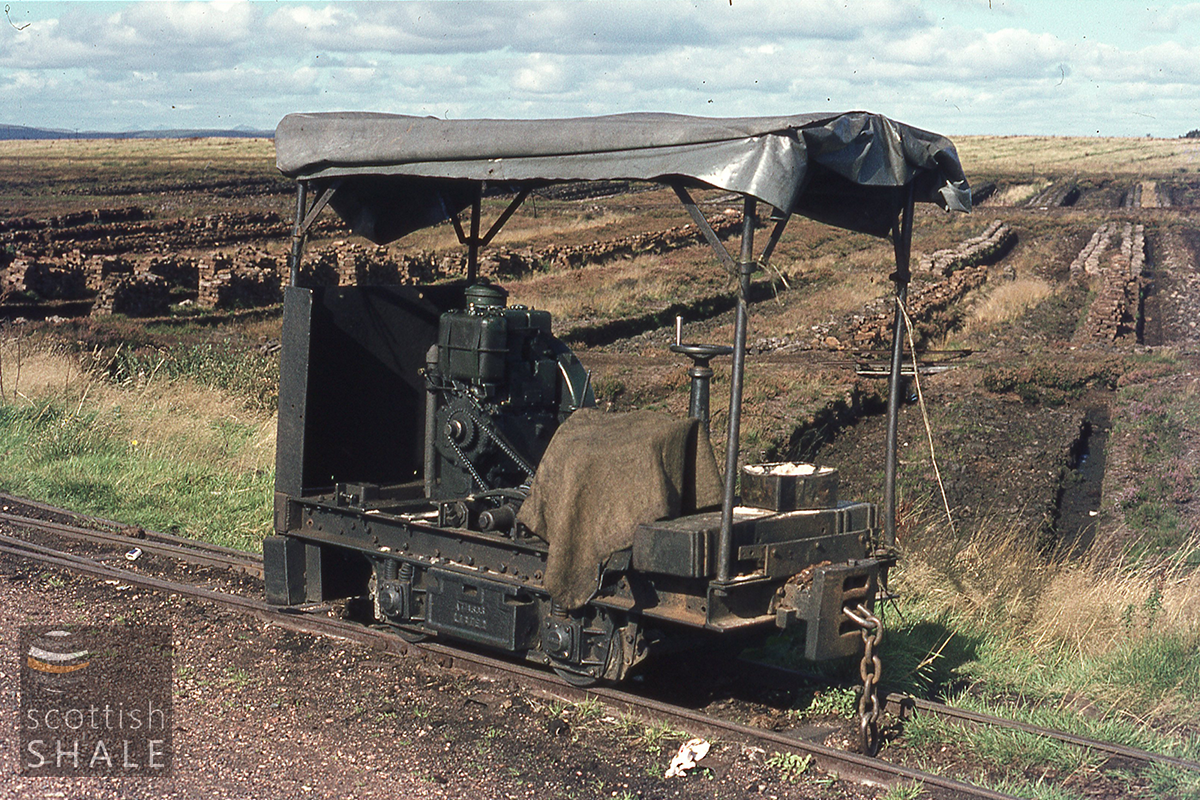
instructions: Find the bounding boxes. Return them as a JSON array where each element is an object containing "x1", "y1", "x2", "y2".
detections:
[
  {"x1": 0, "y1": 341, "x2": 274, "y2": 551},
  {"x1": 882, "y1": 503, "x2": 1200, "y2": 797}
]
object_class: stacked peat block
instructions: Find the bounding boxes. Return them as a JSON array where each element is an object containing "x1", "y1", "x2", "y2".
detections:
[
  {"x1": 437, "y1": 209, "x2": 740, "y2": 279},
  {"x1": 1077, "y1": 223, "x2": 1145, "y2": 344},
  {"x1": 94, "y1": 206, "x2": 147, "y2": 225},
  {"x1": 197, "y1": 253, "x2": 233, "y2": 304},
  {"x1": 918, "y1": 220, "x2": 1015, "y2": 275},
  {"x1": 848, "y1": 265, "x2": 990, "y2": 350},
  {"x1": 342, "y1": 244, "x2": 443, "y2": 285},
  {"x1": 295, "y1": 248, "x2": 340, "y2": 288},
  {"x1": 480, "y1": 248, "x2": 539, "y2": 278},
  {"x1": 1070, "y1": 223, "x2": 1115, "y2": 279},
  {"x1": 299, "y1": 242, "x2": 447, "y2": 286},
  {"x1": 5, "y1": 256, "x2": 90, "y2": 300},
  {"x1": 401, "y1": 252, "x2": 443, "y2": 283},
  {"x1": 44, "y1": 207, "x2": 145, "y2": 228},
  {"x1": 536, "y1": 211, "x2": 743, "y2": 271},
  {"x1": 846, "y1": 221, "x2": 1016, "y2": 350},
  {"x1": 146, "y1": 255, "x2": 199, "y2": 290},
  {"x1": 197, "y1": 249, "x2": 283, "y2": 309},
  {"x1": 92, "y1": 271, "x2": 171, "y2": 317},
  {"x1": 91, "y1": 253, "x2": 200, "y2": 317},
  {"x1": 0, "y1": 216, "x2": 45, "y2": 234},
  {"x1": 1, "y1": 259, "x2": 26, "y2": 297},
  {"x1": 85, "y1": 254, "x2": 136, "y2": 292}
]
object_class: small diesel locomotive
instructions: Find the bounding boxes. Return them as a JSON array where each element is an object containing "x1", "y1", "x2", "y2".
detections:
[{"x1": 263, "y1": 111, "x2": 970, "y2": 688}]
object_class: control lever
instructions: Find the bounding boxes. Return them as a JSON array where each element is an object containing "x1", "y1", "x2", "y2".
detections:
[{"x1": 670, "y1": 316, "x2": 732, "y2": 435}]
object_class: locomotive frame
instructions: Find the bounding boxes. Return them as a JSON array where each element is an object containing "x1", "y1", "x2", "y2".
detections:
[{"x1": 263, "y1": 111, "x2": 970, "y2": 688}]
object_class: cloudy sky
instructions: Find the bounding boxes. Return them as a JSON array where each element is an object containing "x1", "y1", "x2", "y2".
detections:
[{"x1": 3, "y1": 0, "x2": 1200, "y2": 137}]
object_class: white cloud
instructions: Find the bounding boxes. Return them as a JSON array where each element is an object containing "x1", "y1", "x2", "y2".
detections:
[
  {"x1": 120, "y1": 1, "x2": 255, "y2": 45},
  {"x1": 512, "y1": 55, "x2": 573, "y2": 94},
  {"x1": 4, "y1": 0, "x2": 1200, "y2": 136},
  {"x1": 1142, "y1": 3, "x2": 1200, "y2": 33}
]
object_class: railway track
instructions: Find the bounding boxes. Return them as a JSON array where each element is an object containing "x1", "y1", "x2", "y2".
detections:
[
  {"x1": 0, "y1": 493, "x2": 262, "y2": 577},
  {"x1": 736, "y1": 659, "x2": 1200, "y2": 776},
  {"x1": 2, "y1": 498, "x2": 1196, "y2": 799}
]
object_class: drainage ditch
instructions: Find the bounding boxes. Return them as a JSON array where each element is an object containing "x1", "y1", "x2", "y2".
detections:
[
  {"x1": 1139, "y1": 230, "x2": 1162, "y2": 347},
  {"x1": 1050, "y1": 409, "x2": 1111, "y2": 557},
  {"x1": 786, "y1": 383, "x2": 890, "y2": 463}
]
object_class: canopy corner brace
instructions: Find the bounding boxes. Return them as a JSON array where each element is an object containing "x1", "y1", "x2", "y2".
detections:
[
  {"x1": 288, "y1": 179, "x2": 342, "y2": 287},
  {"x1": 451, "y1": 186, "x2": 532, "y2": 284}
]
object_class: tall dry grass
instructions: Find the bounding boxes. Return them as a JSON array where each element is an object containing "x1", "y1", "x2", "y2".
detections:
[
  {"x1": 896, "y1": 499, "x2": 1200, "y2": 728},
  {"x1": 987, "y1": 181, "x2": 1050, "y2": 206},
  {"x1": 0, "y1": 338, "x2": 275, "y2": 549},
  {"x1": 959, "y1": 278, "x2": 1055, "y2": 335},
  {"x1": 901, "y1": 508, "x2": 1200, "y2": 646},
  {"x1": 0, "y1": 344, "x2": 275, "y2": 473},
  {"x1": 1028, "y1": 542, "x2": 1200, "y2": 654}
]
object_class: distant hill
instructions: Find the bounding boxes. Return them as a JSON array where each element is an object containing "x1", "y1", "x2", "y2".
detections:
[{"x1": 0, "y1": 124, "x2": 272, "y2": 141}]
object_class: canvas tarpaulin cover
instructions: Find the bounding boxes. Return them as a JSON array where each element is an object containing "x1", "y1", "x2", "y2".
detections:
[
  {"x1": 275, "y1": 111, "x2": 970, "y2": 243},
  {"x1": 514, "y1": 408, "x2": 725, "y2": 610}
]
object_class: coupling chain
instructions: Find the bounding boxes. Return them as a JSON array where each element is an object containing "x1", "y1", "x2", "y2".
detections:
[{"x1": 844, "y1": 601, "x2": 883, "y2": 756}]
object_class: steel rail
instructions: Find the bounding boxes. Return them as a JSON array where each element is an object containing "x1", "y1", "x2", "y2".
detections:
[
  {"x1": 4, "y1": 507, "x2": 1192, "y2": 789},
  {"x1": 0, "y1": 529, "x2": 1023, "y2": 800},
  {"x1": 581, "y1": 685, "x2": 1023, "y2": 800},
  {"x1": 885, "y1": 693, "x2": 1200, "y2": 773},
  {"x1": 0, "y1": 493, "x2": 261, "y2": 568},
  {"x1": 0, "y1": 509, "x2": 263, "y2": 577},
  {"x1": 739, "y1": 659, "x2": 1200, "y2": 775},
  {"x1": 10, "y1": 508, "x2": 1192, "y2": 790}
]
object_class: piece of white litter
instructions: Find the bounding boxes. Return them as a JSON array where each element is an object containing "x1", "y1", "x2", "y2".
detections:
[
  {"x1": 665, "y1": 737, "x2": 710, "y2": 778},
  {"x1": 125, "y1": 547, "x2": 143, "y2": 561},
  {"x1": 744, "y1": 462, "x2": 830, "y2": 476}
]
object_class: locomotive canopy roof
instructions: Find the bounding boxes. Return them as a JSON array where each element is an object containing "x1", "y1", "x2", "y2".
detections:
[{"x1": 274, "y1": 111, "x2": 971, "y2": 243}]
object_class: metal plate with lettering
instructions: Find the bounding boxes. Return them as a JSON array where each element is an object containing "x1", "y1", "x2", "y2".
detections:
[{"x1": 426, "y1": 570, "x2": 538, "y2": 650}]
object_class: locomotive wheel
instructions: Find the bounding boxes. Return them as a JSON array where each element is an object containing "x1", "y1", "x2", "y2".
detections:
[
  {"x1": 394, "y1": 625, "x2": 429, "y2": 644},
  {"x1": 550, "y1": 663, "x2": 600, "y2": 687}
]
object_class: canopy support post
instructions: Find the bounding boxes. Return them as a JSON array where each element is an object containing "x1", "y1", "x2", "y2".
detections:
[
  {"x1": 883, "y1": 185, "x2": 916, "y2": 549},
  {"x1": 288, "y1": 181, "x2": 342, "y2": 287},
  {"x1": 758, "y1": 213, "x2": 791, "y2": 267},
  {"x1": 716, "y1": 196, "x2": 757, "y2": 584},
  {"x1": 450, "y1": 187, "x2": 532, "y2": 284},
  {"x1": 298, "y1": 181, "x2": 340, "y2": 234},
  {"x1": 288, "y1": 182, "x2": 308, "y2": 288},
  {"x1": 466, "y1": 192, "x2": 482, "y2": 284}
]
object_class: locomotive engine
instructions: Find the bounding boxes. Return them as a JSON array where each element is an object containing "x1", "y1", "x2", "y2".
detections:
[{"x1": 424, "y1": 282, "x2": 593, "y2": 507}]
